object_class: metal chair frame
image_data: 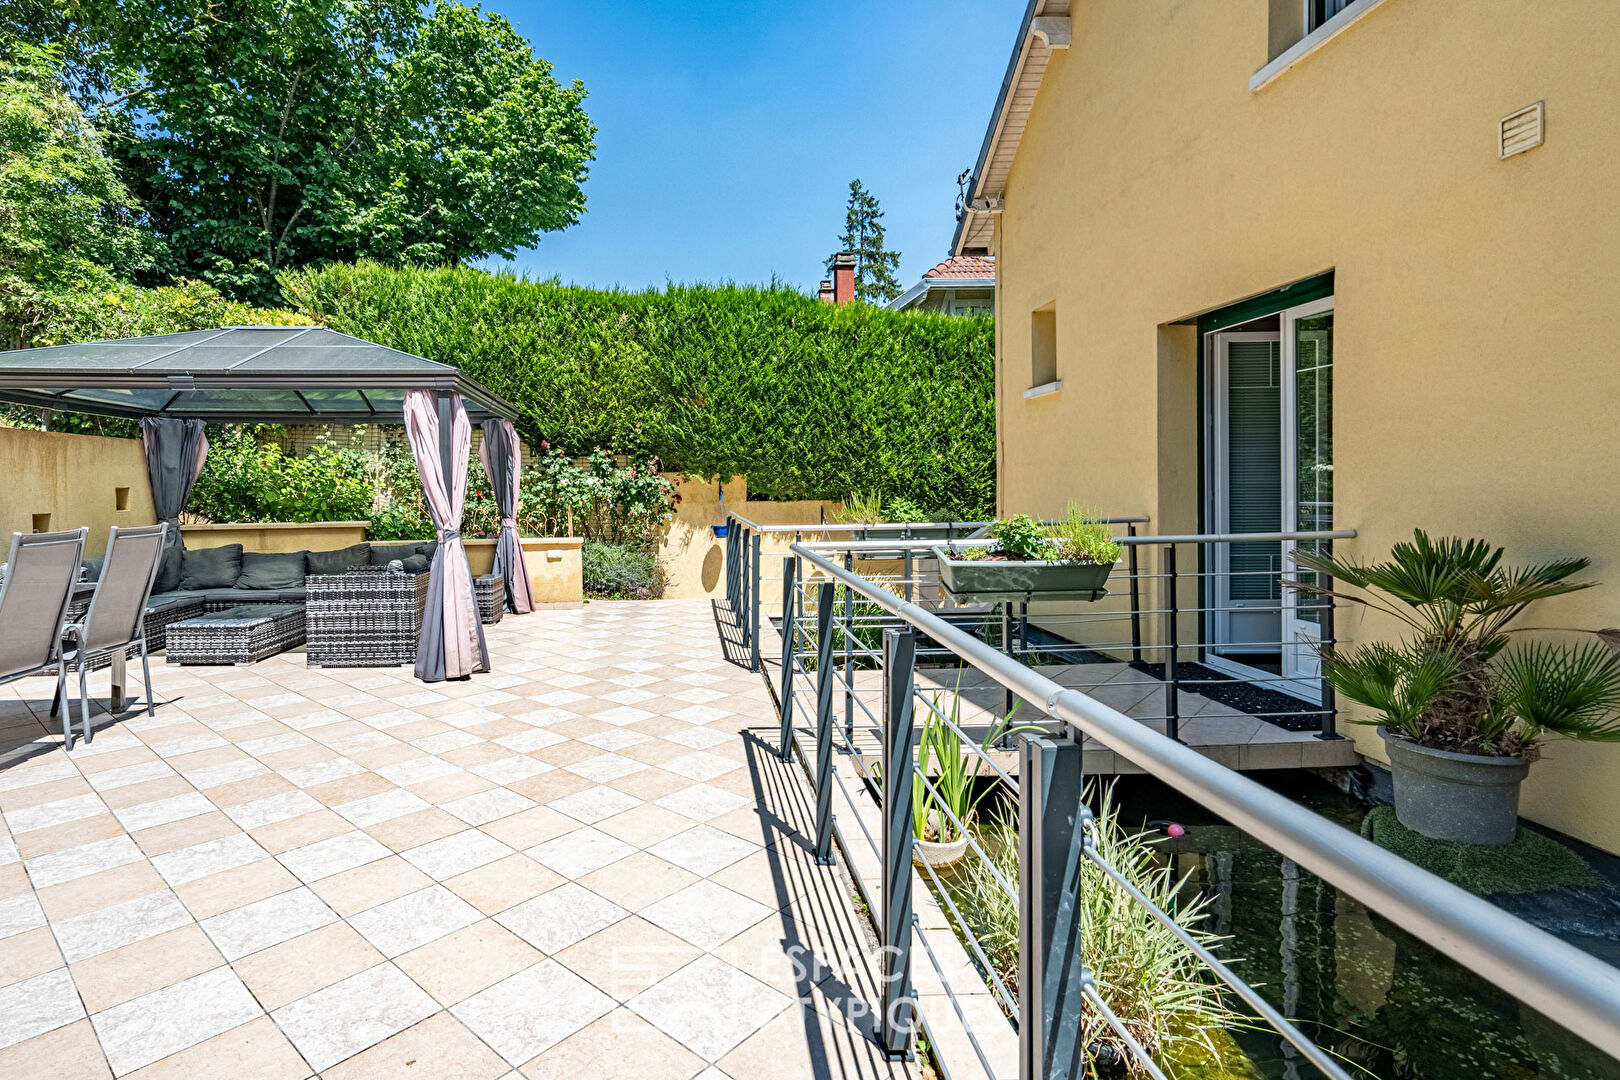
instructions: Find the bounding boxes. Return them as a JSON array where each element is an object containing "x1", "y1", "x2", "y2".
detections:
[{"x1": 0, "y1": 528, "x2": 88, "y2": 747}]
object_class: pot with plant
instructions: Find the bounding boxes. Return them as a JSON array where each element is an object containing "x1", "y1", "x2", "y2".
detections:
[
  {"x1": 835, "y1": 491, "x2": 952, "y2": 559},
  {"x1": 1294, "y1": 530, "x2": 1620, "y2": 846},
  {"x1": 933, "y1": 505, "x2": 1121, "y2": 603}
]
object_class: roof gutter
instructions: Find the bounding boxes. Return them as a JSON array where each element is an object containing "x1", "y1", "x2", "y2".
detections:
[{"x1": 950, "y1": 0, "x2": 1042, "y2": 256}]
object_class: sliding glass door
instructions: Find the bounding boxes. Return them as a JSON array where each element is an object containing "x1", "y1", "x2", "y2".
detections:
[{"x1": 1280, "y1": 301, "x2": 1334, "y2": 687}]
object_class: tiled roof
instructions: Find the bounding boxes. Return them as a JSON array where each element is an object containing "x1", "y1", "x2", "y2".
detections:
[{"x1": 922, "y1": 254, "x2": 996, "y2": 279}]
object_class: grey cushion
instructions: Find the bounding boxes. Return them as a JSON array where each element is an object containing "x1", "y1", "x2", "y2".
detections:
[
  {"x1": 82, "y1": 556, "x2": 105, "y2": 583},
  {"x1": 147, "y1": 591, "x2": 207, "y2": 611},
  {"x1": 273, "y1": 587, "x2": 307, "y2": 603},
  {"x1": 200, "y1": 587, "x2": 285, "y2": 606},
  {"x1": 306, "y1": 544, "x2": 371, "y2": 576},
  {"x1": 369, "y1": 542, "x2": 430, "y2": 566},
  {"x1": 237, "y1": 550, "x2": 307, "y2": 590},
  {"x1": 180, "y1": 544, "x2": 243, "y2": 590},
  {"x1": 401, "y1": 554, "x2": 430, "y2": 574},
  {"x1": 154, "y1": 546, "x2": 183, "y2": 593}
]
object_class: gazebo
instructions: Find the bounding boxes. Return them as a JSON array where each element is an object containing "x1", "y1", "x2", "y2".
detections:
[{"x1": 0, "y1": 325, "x2": 536, "y2": 683}]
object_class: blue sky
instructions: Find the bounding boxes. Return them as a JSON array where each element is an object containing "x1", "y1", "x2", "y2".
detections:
[{"x1": 482, "y1": 1, "x2": 1022, "y2": 294}]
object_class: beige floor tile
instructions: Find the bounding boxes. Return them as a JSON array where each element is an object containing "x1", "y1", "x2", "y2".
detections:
[
  {"x1": 98, "y1": 775, "x2": 194, "y2": 811},
  {"x1": 69, "y1": 923, "x2": 224, "y2": 1013},
  {"x1": 579, "y1": 852, "x2": 698, "y2": 912},
  {"x1": 231, "y1": 921, "x2": 384, "y2": 1010},
  {"x1": 322, "y1": 1011, "x2": 508, "y2": 1080},
  {"x1": 38, "y1": 859, "x2": 167, "y2": 922},
  {"x1": 174, "y1": 858, "x2": 302, "y2": 921},
  {"x1": 444, "y1": 853, "x2": 563, "y2": 915},
  {"x1": 0, "y1": 1018, "x2": 112, "y2": 1080},
  {"x1": 507, "y1": 770, "x2": 595, "y2": 804},
  {"x1": 0, "y1": 926, "x2": 62, "y2": 988},
  {"x1": 76, "y1": 746, "x2": 160, "y2": 775},
  {"x1": 595, "y1": 803, "x2": 698, "y2": 848},
  {"x1": 441, "y1": 740, "x2": 516, "y2": 768},
  {"x1": 480, "y1": 805, "x2": 576, "y2": 850},
  {"x1": 249, "y1": 808, "x2": 352, "y2": 854},
  {"x1": 308, "y1": 855, "x2": 434, "y2": 918},
  {"x1": 0, "y1": 860, "x2": 32, "y2": 899},
  {"x1": 607, "y1": 767, "x2": 693, "y2": 801},
  {"x1": 553, "y1": 916, "x2": 702, "y2": 1001},
  {"x1": 413, "y1": 770, "x2": 497, "y2": 804},
  {"x1": 365, "y1": 807, "x2": 467, "y2": 851},
  {"x1": 122, "y1": 1015, "x2": 308, "y2": 1080},
  {"x1": 207, "y1": 772, "x2": 296, "y2": 809},
  {"x1": 520, "y1": 1008, "x2": 704, "y2": 1080},
  {"x1": 304, "y1": 770, "x2": 394, "y2": 808},
  {"x1": 15, "y1": 813, "x2": 123, "y2": 860},
  {"x1": 0, "y1": 776, "x2": 92, "y2": 812},
  {"x1": 395, "y1": 919, "x2": 543, "y2": 1006}
]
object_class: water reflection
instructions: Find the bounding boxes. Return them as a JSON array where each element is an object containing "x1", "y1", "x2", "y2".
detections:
[{"x1": 1110, "y1": 775, "x2": 1616, "y2": 1080}]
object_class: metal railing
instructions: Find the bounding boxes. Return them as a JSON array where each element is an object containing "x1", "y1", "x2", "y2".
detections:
[{"x1": 723, "y1": 520, "x2": 1620, "y2": 1079}]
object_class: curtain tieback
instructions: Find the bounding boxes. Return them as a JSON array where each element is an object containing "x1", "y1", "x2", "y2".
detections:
[
  {"x1": 437, "y1": 527, "x2": 462, "y2": 543},
  {"x1": 501, "y1": 517, "x2": 518, "y2": 531}
]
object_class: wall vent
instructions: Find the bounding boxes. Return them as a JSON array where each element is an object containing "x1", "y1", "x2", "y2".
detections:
[{"x1": 1499, "y1": 101, "x2": 1544, "y2": 159}]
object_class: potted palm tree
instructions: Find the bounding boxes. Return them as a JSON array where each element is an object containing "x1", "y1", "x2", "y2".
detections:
[
  {"x1": 1295, "y1": 531, "x2": 1620, "y2": 845},
  {"x1": 934, "y1": 507, "x2": 1119, "y2": 602}
]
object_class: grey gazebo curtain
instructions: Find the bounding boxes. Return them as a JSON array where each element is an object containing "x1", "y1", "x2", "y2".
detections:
[
  {"x1": 403, "y1": 389, "x2": 488, "y2": 681},
  {"x1": 139, "y1": 418, "x2": 209, "y2": 547},
  {"x1": 478, "y1": 419, "x2": 535, "y2": 615}
]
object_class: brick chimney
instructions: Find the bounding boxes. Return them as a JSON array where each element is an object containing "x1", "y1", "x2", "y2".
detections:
[
  {"x1": 817, "y1": 279, "x2": 835, "y2": 303},
  {"x1": 831, "y1": 251, "x2": 856, "y2": 305}
]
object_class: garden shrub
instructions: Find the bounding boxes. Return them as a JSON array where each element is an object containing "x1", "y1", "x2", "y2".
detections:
[
  {"x1": 280, "y1": 261, "x2": 996, "y2": 518},
  {"x1": 582, "y1": 541, "x2": 666, "y2": 599},
  {"x1": 188, "y1": 427, "x2": 375, "y2": 524}
]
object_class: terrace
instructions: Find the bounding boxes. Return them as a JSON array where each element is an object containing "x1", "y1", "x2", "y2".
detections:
[{"x1": 0, "y1": 601, "x2": 915, "y2": 1078}]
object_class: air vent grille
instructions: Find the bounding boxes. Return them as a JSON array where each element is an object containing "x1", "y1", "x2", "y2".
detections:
[{"x1": 1500, "y1": 101, "x2": 1544, "y2": 159}]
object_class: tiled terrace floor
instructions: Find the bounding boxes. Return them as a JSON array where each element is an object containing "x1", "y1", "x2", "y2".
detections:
[{"x1": 0, "y1": 601, "x2": 915, "y2": 1079}]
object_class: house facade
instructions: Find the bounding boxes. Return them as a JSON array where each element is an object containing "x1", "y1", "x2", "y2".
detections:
[
  {"x1": 887, "y1": 255, "x2": 995, "y2": 315},
  {"x1": 957, "y1": 0, "x2": 1620, "y2": 851}
]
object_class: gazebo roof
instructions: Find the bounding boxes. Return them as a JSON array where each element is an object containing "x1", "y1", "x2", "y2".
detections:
[{"x1": 0, "y1": 326, "x2": 518, "y2": 424}]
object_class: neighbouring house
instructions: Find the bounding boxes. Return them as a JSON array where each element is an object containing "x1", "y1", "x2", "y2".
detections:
[
  {"x1": 955, "y1": 0, "x2": 1620, "y2": 852},
  {"x1": 887, "y1": 255, "x2": 995, "y2": 316},
  {"x1": 816, "y1": 251, "x2": 857, "y2": 304}
]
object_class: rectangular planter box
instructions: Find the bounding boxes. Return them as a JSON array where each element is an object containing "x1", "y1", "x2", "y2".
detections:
[{"x1": 931, "y1": 545, "x2": 1115, "y2": 603}]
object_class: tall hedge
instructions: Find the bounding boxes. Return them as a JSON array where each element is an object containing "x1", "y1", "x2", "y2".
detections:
[{"x1": 279, "y1": 262, "x2": 995, "y2": 517}]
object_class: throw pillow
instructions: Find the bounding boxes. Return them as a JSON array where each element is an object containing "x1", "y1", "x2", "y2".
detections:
[
  {"x1": 180, "y1": 544, "x2": 244, "y2": 590},
  {"x1": 155, "y1": 545, "x2": 183, "y2": 593},
  {"x1": 306, "y1": 543, "x2": 372, "y2": 576},
  {"x1": 237, "y1": 550, "x2": 308, "y2": 590}
]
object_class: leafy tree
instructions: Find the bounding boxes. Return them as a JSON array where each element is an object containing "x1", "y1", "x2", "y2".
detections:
[
  {"x1": 827, "y1": 178, "x2": 901, "y2": 303},
  {"x1": 0, "y1": 43, "x2": 167, "y2": 347},
  {"x1": 8, "y1": 0, "x2": 595, "y2": 304}
]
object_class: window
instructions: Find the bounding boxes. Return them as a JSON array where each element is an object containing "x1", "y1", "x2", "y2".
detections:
[
  {"x1": 1030, "y1": 305, "x2": 1057, "y2": 388},
  {"x1": 1306, "y1": 0, "x2": 1357, "y2": 33}
]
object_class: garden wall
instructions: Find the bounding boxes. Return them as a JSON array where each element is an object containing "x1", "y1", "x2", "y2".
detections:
[
  {"x1": 659, "y1": 476, "x2": 841, "y2": 600},
  {"x1": 0, "y1": 427, "x2": 156, "y2": 555}
]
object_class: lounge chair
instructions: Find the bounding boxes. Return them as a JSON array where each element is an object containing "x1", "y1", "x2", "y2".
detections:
[
  {"x1": 60, "y1": 524, "x2": 168, "y2": 744},
  {"x1": 0, "y1": 529, "x2": 88, "y2": 747}
]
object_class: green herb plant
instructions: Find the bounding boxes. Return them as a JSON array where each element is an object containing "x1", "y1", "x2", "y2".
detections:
[
  {"x1": 1049, "y1": 503, "x2": 1121, "y2": 565},
  {"x1": 989, "y1": 514, "x2": 1053, "y2": 562}
]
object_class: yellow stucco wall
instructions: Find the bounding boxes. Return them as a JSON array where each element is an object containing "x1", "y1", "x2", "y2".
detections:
[
  {"x1": 0, "y1": 428, "x2": 156, "y2": 556},
  {"x1": 993, "y1": 2, "x2": 1620, "y2": 850},
  {"x1": 181, "y1": 521, "x2": 370, "y2": 553},
  {"x1": 464, "y1": 537, "x2": 584, "y2": 604},
  {"x1": 658, "y1": 476, "x2": 842, "y2": 600}
]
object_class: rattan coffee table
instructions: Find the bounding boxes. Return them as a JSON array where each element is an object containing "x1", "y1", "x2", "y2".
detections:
[{"x1": 165, "y1": 604, "x2": 307, "y2": 665}]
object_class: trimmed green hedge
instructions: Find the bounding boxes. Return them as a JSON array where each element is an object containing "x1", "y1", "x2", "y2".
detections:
[{"x1": 280, "y1": 262, "x2": 995, "y2": 517}]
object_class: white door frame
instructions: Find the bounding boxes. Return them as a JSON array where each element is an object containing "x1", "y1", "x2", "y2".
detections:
[
  {"x1": 1278, "y1": 296, "x2": 1335, "y2": 698},
  {"x1": 1203, "y1": 330, "x2": 1283, "y2": 683},
  {"x1": 1202, "y1": 297, "x2": 1334, "y2": 702}
]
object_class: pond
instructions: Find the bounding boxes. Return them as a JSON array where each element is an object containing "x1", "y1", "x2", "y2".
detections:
[{"x1": 1107, "y1": 773, "x2": 1619, "y2": 1080}]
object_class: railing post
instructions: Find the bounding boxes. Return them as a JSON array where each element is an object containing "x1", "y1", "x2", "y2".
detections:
[
  {"x1": 814, "y1": 582, "x2": 837, "y2": 865},
  {"x1": 880, "y1": 626, "x2": 918, "y2": 1060},
  {"x1": 902, "y1": 525, "x2": 913, "y2": 602},
  {"x1": 726, "y1": 518, "x2": 739, "y2": 611},
  {"x1": 749, "y1": 530, "x2": 762, "y2": 672},
  {"x1": 1127, "y1": 523, "x2": 1141, "y2": 664},
  {"x1": 1163, "y1": 543, "x2": 1180, "y2": 743},
  {"x1": 778, "y1": 556, "x2": 799, "y2": 759},
  {"x1": 1018, "y1": 732, "x2": 1087, "y2": 1080},
  {"x1": 738, "y1": 527, "x2": 750, "y2": 643},
  {"x1": 1316, "y1": 539, "x2": 1340, "y2": 740},
  {"x1": 1002, "y1": 603, "x2": 1016, "y2": 719},
  {"x1": 844, "y1": 549, "x2": 855, "y2": 749}
]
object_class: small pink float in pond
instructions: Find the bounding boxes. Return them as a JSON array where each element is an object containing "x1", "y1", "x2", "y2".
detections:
[{"x1": 1165, "y1": 823, "x2": 1186, "y2": 838}]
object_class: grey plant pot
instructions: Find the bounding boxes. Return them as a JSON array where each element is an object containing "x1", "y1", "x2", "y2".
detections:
[
  {"x1": 932, "y1": 545, "x2": 1114, "y2": 603},
  {"x1": 1379, "y1": 727, "x2": 1530, "y2": 846}
]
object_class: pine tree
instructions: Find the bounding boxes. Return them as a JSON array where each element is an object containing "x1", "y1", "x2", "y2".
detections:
[{"x1": 827, "y1": 179, "x2": 902, "y2": 303}]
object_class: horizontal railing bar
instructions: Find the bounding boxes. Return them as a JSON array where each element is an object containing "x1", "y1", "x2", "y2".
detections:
[
  {"x1": 913, "y1": 839, "x2": 1021, "y2": 1019},
  {"x1": 910, "y1": 690, "x2": 1023, "y2": 793},
  {"x1": 1081, "y1": 984, "x2": 1171, "y2": 1080},
  {"x1": 789, "y1": 540, "x2": 1620, "y2": 1060},
  {"x1": 728, "y1": 512, "x2": 1150, "y2": 535},
  {"x1": 913, "y1": 913, "x2": 1002, "y2": 1080},
  {"x1": 913, "y1": 771, "x2": 1019, "y2": 903}
]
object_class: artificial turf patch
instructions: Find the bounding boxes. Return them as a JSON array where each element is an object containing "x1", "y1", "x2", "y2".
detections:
[{"x1": 1361, "y1": 806, "x2": 1602, "y2": 896}]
